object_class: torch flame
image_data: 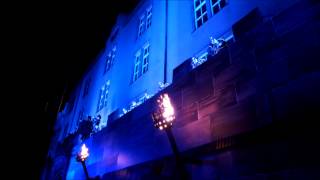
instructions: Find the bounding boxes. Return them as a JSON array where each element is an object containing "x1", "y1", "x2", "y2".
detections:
[
  {"x1": 160, "y1": 93, "x2": 175, "y2": 122},
  {"x1": 152, "y1": 93, "x2": 175, "y2": 130},
  {"x1": 79, "y1": 144, "x2": 89, "y2": 161}
]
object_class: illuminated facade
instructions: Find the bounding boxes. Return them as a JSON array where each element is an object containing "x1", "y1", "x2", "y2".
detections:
[{"x1": 43, "y1": 0, "x2": 320, "y2": 179}]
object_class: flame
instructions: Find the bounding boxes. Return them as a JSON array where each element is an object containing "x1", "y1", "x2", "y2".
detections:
[
  {"x1": 152, "y1": 93, "x2": 175, "y2": 130},
  {"x1": 161, "y1": 94, "x2": 174, "y2": 120},
  {"x1": 79, "y1": 144, "x2": 89, "y2": 161},
  {"x1": 159, "y1": 93, "x2": 175, "y2": 126}
]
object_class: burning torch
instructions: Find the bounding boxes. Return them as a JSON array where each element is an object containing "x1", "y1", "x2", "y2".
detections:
[{"x1": 76, "y1": 144, "x2": 90, "y2": 179}]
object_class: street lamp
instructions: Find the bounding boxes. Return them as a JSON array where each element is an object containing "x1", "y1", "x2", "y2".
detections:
[
  {"x1": 152, "y1": 93, "x2": 188, "y2": 179},
  {"x1": 76, "y1": 144, "x2": 90, "y2": 179}
]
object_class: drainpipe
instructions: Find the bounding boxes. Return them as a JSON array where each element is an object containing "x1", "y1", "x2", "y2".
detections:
[{"x1": 164, "y1": 0, "x2": 168, "y2": 83}]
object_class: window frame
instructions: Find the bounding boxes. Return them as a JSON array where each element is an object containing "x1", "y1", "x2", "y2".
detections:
[
  {"x1": 138, "y1": 15, "x2": 145, "y2": 37},
  {"x1": 96, "y1": 81, "x2": 110, "y2": 112},
  {"x1": 146, "y1": 7, "x2": 152, "y2": 29},
  {"x1": 194, "y1": 0, "x2": 209, "y2": 29},
  {"x1": 104, "y1": 46, "x2": 116, "y2": 74},
  {"x1": 133, "y1": 50, "x2": 142, "y2": 81},
  {"x1": 210, "y1": 0, "x2": 227, "y2": 15},
  {"x1": 142, "y1": 43, "x2": 150, "y2": 74}
]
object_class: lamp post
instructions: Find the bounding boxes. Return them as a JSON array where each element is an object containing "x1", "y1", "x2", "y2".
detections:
[
  {"x1": 76, "y1": 144, "x2": 90, "y2": 180},
  {"x1": 152, "y1": 93, "x2": 188, "y2": 179}
]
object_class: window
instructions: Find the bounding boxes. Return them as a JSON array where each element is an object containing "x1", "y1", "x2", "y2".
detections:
[
  {"x1": 133, "y1": 43, "x2": 150, "y2": 82},
  {"x1": 194, "y1": 0, "x2": 208, "y2": 29},
  {"x1": 142, "y1": 44, "x2": 150, "y2": 73},
  {"x1": 104, "y1": 47, "x2": 116, "y2": 74},
  {"x1": 133, "y1": 51, "x2": 141, "y2": 81},
  {"x1": 97, "y1": 80, "x2": 110, "y2": 112},
  {"x1": 194, "y1": 0, "x2": 227, "y2": 29},
  {"x1": 146, "y1": 7, "x2": 152, "y2": 29},
  {"x1": 211, "y1": 0, "x2": 227, "y2": 15},
  {"x1": 138, "y1": 6, "x2": 152, "y2": 38},
  {"x1": 138, "y1": 16, "x2": 145, "y2": 37}
]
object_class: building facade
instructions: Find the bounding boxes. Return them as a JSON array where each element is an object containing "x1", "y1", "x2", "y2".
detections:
[{"x1": 43, "y1": 0, "x2": 320, "y2": 179}]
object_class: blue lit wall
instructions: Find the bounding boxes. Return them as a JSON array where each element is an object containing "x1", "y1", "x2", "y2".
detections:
[
  {"x1": 50, "y1": 0, "x2": 305, "y2": 179},
  {"x1": 59, "y1": 0, "x2": 299, "y2": 137},
  {"x1": 62, "y1": 0, "x2": 167, "y2": 132}
]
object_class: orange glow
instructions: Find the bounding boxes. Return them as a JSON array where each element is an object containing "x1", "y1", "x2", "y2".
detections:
[
  {"x1": 152, "y1": 93, "x2": 175, "y2": 130},
  {"x1": 161, "y1": 94, "x2": 175, "y2": 122},
  {"x1": 79, "y1": 144, "x2": 89, "y2": 161}
]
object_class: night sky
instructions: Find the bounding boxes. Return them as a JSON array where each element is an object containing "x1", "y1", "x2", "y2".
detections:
[{"x1": 7, "y1": 1, "x2": 139, "y2": 179}]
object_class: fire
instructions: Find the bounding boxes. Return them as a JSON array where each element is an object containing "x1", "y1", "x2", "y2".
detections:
[
  {"x1": 152, "y1": 93, "x2": 175, "y2": 130},
  {"x1": 161, "y1": 94, "x2": 175, "y2": 122},
  {"x1": 79, "y1": 144, "x2": 89, "y2": 161}
]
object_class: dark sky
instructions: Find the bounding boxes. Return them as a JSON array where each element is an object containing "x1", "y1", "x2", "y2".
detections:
[{"x1": 7, "y1": 1, "x2": 139, "y2": 179}]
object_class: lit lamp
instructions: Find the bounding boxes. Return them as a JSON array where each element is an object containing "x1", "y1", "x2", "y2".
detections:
[{"x1": 76, "y1": 144, "x2": 90, "y2": 179}]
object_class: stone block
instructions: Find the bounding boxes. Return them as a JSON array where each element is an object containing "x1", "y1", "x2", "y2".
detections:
[
  {"x1": 173, "y1": 58, "x2": 192, "y2": 83},
  {"x1": 236, "y1": 78, "x2": 257, "y2": 103},
  {"x1": 212, "y1": 84, "x2": 237, "y2": 110},
  {"x1": 252, "y1": 20, "x2": 276, "y2": 49},
  {"x1": 181, "y1": 83, "x2": 198, "y2": 107},
  {"x1": 195, "y1": 74, "x2": 214, "y2": 101},
  {"x1": 272, "y1": 0, "x2": 319, "y2": 36},
  {"x1": 254, "y1": 41, "x2": 287, "y2": 71},
  {"x1": 174, "y1": 115, "x2": 212, "y2": 151},
  {"x1": 171, "y1": 70, "x2": 196, "y2": 90},
  {"x1": 232, "y1": 8, "x2": 263, "y2": 41},
  {"x1": 229, "y1": 40, "x2": 246, "y2": 60},
  {"x1": 210, "y1": 97, "x2": 257, "y2": 138},
  {"x1": 107, "y1": 108, "x2": 120, "y2": 126},
  {"x1": 175, "y1": 102, "x2": 198, "y2": 128},
  {"x1": 194, "y1": 57, "x2": 216, "y2": 78},
  {"x1": 208, "y1": 47, "x2": 231, "y2": 77},
  {"x1": 216, "y1": 52, "x2": 256, "y2": 90},
  {"x1": 285, "y1": 25, "x2": 320, "y2": 79},
  {"x1": 131, "y1": 98, "x2": 156, "y2": 122},
  {"x1": 271, "y1": 72, "x2": 320, "y2": 122},
  {"x1": 261, "y1": 58, "x2": 289, "y2": 89},
  {"x1": 198, "y1": 95, "x2": 218, "y2": 120}
]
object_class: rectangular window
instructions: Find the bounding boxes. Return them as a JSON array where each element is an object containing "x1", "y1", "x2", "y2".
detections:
[
  {"x1": 133, "y1": 51, "x2": 141, "y2": 81},
  {"x1": 142, "y1": 44, "x2": 149, "y2": 74},
  {"x1": 110, "y1": 47, "x2": 116, "y2": 66},
  {"x1": 104, "y1": 53, "x2": 111, "y2": 74},
  {"x1": 146, "y1": 7, "x2": 152, "y2": 29},
  {"x1": 194, "y1": 0, "x2": 208, "y2": 29},
  {"x1": 211, "y1": 0, "x2": 227, "y2": 15},
  {"x1": 138, "y1": 16, "x2": 145, "y2": 37},
  {"x1": 97, "y1": 80, "x2": 110, "y2": 112},
  {"x1": 104, "y1": 47, "x2": 116, "y2": 74},
  {"x1": 133, "y1": 42, "x2": 150, "y2": 82}
]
